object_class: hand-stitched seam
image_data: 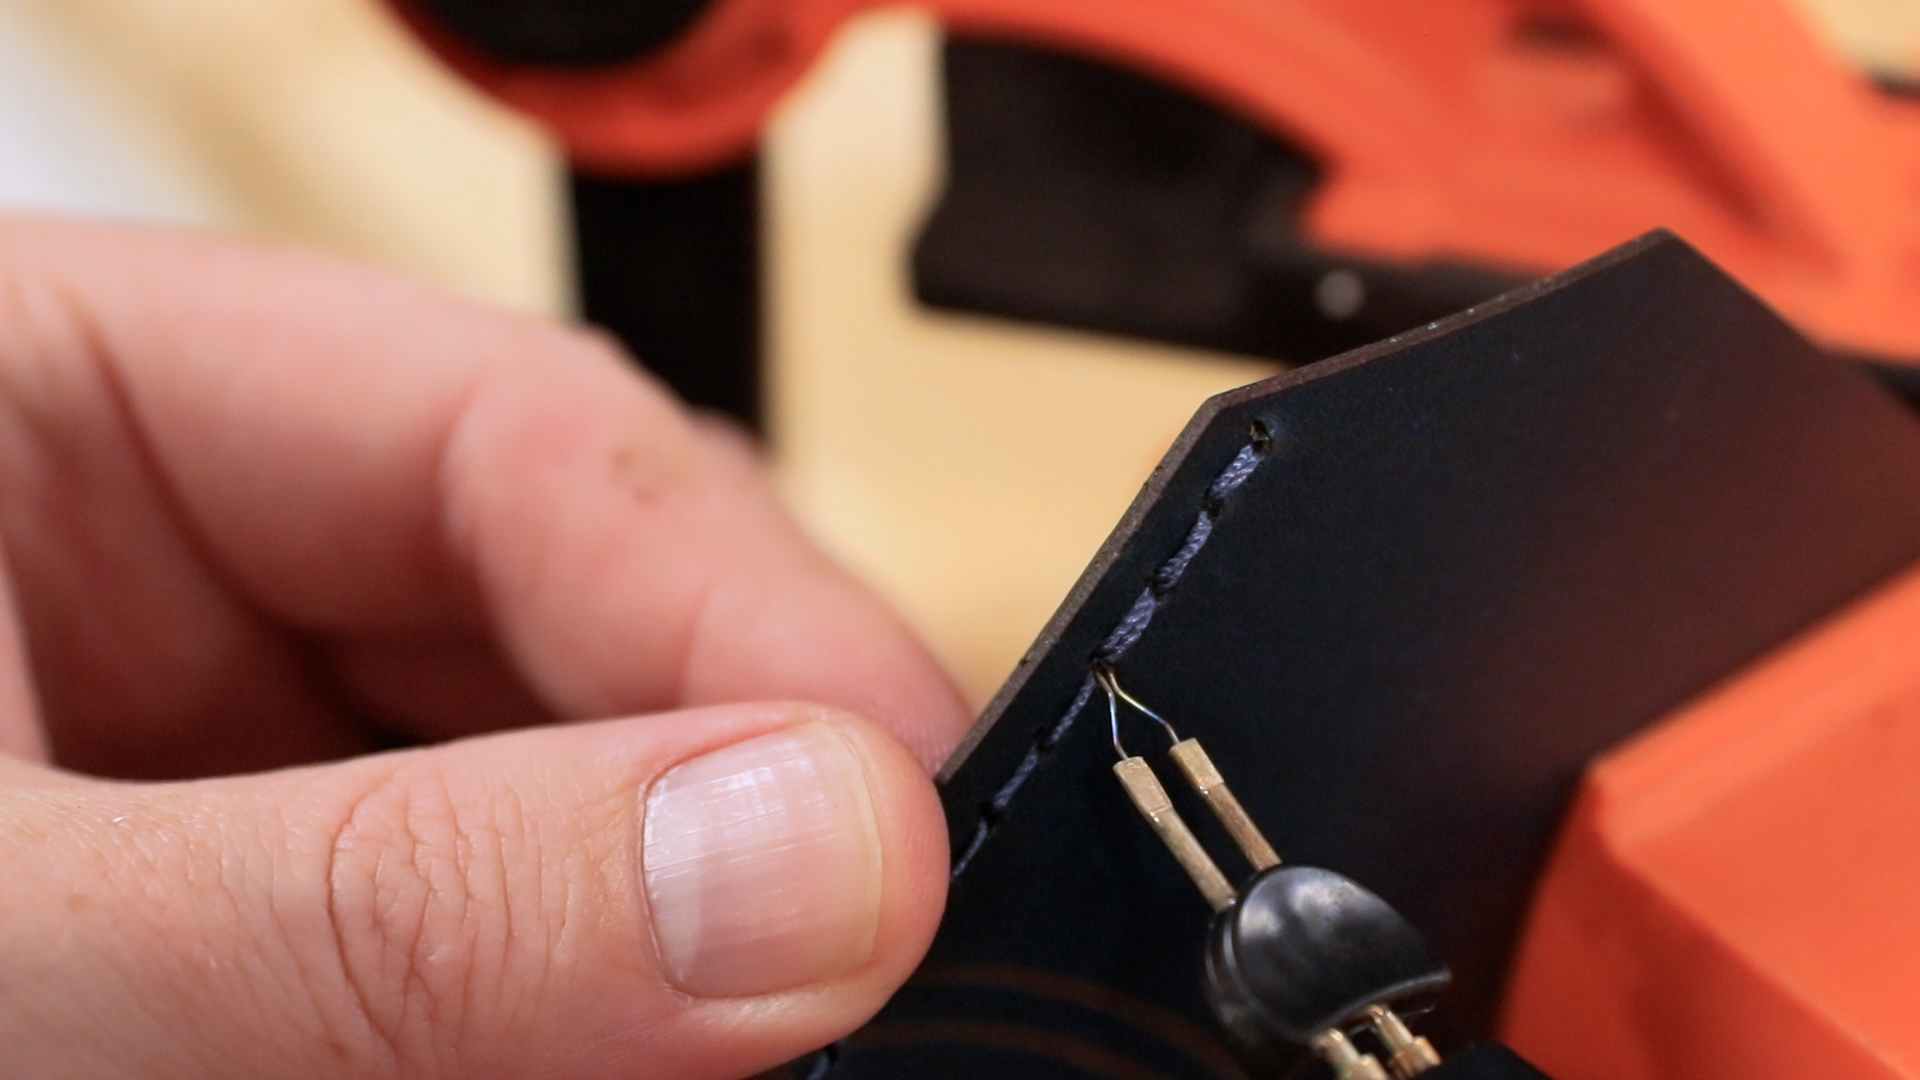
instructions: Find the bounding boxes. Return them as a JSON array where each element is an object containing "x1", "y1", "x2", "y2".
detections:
[
  {"x1": 949, "y1": 432, "x2": 1270, "y2": 882},
  {"x1": 804, "y1": 425, "x2": 1271, "y2": 1079}
]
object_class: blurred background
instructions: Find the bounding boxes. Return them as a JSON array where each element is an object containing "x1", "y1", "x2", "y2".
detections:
[{"x1": 0, "y1": 0, "x2": 1914, "y2": 704}]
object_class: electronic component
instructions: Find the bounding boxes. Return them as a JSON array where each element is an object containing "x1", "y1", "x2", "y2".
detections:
[
  {"x1": 1103, "y1": 671, "x2": 1552, "y2": 1080},
  {"x1": 1102, "y1": 669, "x2": 1457, "y2": 1080},
  {"x1": 1207, "y1": 870, "x2": 1447, "y2": 1078}
]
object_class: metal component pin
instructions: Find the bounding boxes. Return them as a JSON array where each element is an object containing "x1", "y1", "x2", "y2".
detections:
[
  {"x1": 1365, "y1": 1005, "x2": 1442, "y2": 1077},
  {"x1": 1311, "y1": 1028, "x2": 1391, "y2": 1080},
  {"x1": 1098, "y1": 666, "x2": 1282, "y2": 873},
  {"x1": 1112, "y1": 756, "x2": 1236, "y2": 911},
  {"x1": 1103, "y1": 669, "x2": 1132, "y2": 760},
  {"x1": 1097, "y1": 667, "x2": 1180, "y2": 753},
  {"x1": 1167, "y1": 738, "x2": 1281, "y2": 870}
]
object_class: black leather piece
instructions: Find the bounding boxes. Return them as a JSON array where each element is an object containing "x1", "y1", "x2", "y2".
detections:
[
  {"x1": 1422, "y1": 1045, "x2": 1555, "y2": 1080},
  {"x1": 1205, "y1": 865, "x2": 1448, "y2": 1071},
  {"x1": 810, "y1": 232, "x2": 1920, "y2": 1079}
]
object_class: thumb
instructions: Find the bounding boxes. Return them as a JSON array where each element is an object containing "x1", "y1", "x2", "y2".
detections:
[{"x1": 0, "y1": 703, "x2": 945, "y2": 1080}]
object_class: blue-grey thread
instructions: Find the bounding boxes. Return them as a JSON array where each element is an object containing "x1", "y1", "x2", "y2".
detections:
[
  {"x1": 799, "y1": 431, "x2": 1270, "y2": 1079},
  {"x1": 949, "y1": 437, "x2": 1267, "y2": 881},
  {"x1": 801, "y1": 1042, "x2": 840, "y2": 1080},
  {"x1": 948, "y1": 674, "x2": 1097, "y2": 877}
]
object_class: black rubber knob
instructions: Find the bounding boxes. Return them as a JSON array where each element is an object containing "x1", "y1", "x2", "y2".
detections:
[
  {"x1": 411, "y1": 0, "x2": 716, "y2": 67},
  {"x1": 1205, "y1": 865, "x2": 1451, "y2": 1075}
]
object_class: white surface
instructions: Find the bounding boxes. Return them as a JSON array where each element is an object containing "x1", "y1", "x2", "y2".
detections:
[
  {"x1": 0, "y1": 0, "x2": 566, "y2": 315},
  {"x1": 0, "y1": 4, "x2": 222, "y2": 225}
]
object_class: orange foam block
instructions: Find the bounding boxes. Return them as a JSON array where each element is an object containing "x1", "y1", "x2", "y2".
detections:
[{"x1": 1503, "y1": 559, "x2": 1920, "y2": 1078}]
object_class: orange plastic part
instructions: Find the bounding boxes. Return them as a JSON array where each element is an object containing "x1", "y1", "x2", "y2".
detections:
[
  {"x1": 1501, "y1": 557, "x2": 1920, "y2": 1080},
  {"x1": 389, "y1": 0, "x2": 1920, "y2": 358}
]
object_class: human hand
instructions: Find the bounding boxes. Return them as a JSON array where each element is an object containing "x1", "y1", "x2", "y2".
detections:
[{"x1": 0, "y1": 218, "x2": 970, "y2": 1079}]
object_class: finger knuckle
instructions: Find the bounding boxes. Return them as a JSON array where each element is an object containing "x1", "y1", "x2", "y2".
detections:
[{"x1": 322, "y1": 765, "x2": 535, "y2": 1071}]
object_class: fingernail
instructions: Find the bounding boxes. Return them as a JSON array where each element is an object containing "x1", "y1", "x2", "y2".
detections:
[{"x1": 641, "y1": 722, "x2": 883, "y2": 997}]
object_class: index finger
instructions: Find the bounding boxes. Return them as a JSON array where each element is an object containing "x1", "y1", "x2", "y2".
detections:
[{"x1": 0, "y1": 218, "x2": 968, "y2": 768}]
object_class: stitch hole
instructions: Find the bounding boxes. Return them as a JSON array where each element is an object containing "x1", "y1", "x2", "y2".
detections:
[
  {"x1": 1199, "y1": 494, "x2": 1225, "y2": 518},
  {"x1": 1248, "y1": 419, "x2": 1273, "y2": 451}
]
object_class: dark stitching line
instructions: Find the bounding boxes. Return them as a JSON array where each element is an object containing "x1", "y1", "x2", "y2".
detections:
[
  {"x1": 802, "y1": 425, "x2": 1273, "y2": 1079},
  {"x1": 949, "y1": 673, "x2": 1097, "y2": 877},
  {"x1": 949, "y1": 435, "x2": 1269, "y2": 882}
]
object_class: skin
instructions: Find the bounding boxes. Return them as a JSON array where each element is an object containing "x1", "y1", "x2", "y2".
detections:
[{"x1": 0, "y1": 217, "x2": 972, "y2": 1080}]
